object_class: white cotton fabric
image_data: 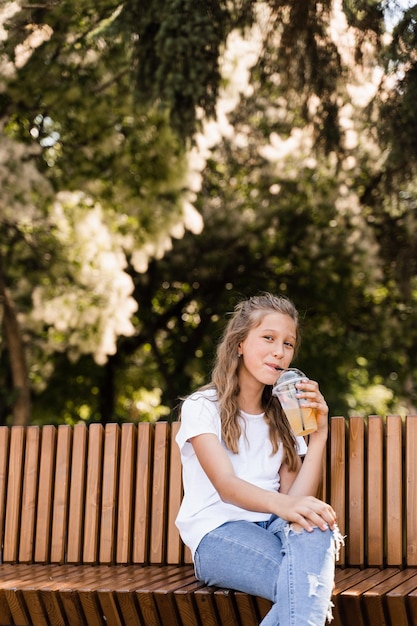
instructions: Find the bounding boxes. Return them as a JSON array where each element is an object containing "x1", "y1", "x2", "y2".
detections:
[{"x1": 175, "y1": 388, "x2": 308, "y2": 559}]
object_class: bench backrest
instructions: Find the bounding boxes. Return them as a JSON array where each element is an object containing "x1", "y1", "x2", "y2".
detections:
[
  {"x1": 0, "y1": 416, "x2": 416, "y2": 568},
  {"x1": 322, "y1": 415, "x2": 417, "y2": 568},
  {"x1": 0, "y1": 421, "x2": 191, "y2": 566}
]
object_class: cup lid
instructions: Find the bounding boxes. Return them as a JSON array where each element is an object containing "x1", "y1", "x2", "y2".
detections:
[{"x1": 273, "y1": 368, "x2": 306, "y2": 387}]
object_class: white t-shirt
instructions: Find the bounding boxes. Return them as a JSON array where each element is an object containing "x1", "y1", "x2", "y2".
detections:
[{"x1": 175, "y1": 388, "x2": 307, "y2": 559}]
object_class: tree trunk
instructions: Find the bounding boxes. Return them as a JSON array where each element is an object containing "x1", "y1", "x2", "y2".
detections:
[{"x1": 0, "y1": 256, "x2": 30, "y2": 425}]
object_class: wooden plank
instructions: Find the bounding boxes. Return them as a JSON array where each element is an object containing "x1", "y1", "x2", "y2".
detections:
[
  {"x1": 114, "y1": 564, "x2": 185, "y2": 592},
  {"x1": 114, "y1": 590, "x2": 143, "y2": 626},
  {"x1": 348, "y1": 416, "x2": 365, "y2": 566},
  {"x1": 363, "y1": 568, "x2": 417, "y2": 625},
  {"x1": 338, "y1": 568, "x2": 400, "y2": 626},
  {"x1": 83, "y1": 423, "x2": 104, "y2": 564},
  {"x1": 3, "y1": 588, "x2": 31, "y2": 625},
  {"x1": 3, "y1": 426, "x2": 25, "y2": 562},
  {"x1": 386, "y1": 571, "x2": 417, "y2": 626},
  {"x1": 332, "y1": 568, "x2": 378, "y2": 625},
  {"x1": 406, "y1": 415, "x2": 417, "y2": 566},
  {"x1": 367, "y1": 416, "x2": 384, "y2": 566},
  {"x1": 193, "y1": 587, "x2": 220, "y2": 626},
  {"x1": 0, "y1": 565, "x2": 40, "y2": 625},
  {"x1": 134, "y1": 566, "x2": 188, "y2": 625},
  {"x1": 0, "y1": 589, "x2": 13, "y2": 625},
  {"x1": 386, "y1": 415, "x2": 403, "y2": 565},
  {"x1": 19, "y1": 426, "x2": 40, "y2": 562},
  {"x1": 0, "y1": 427, "x2": 10, "y2": 564},
  {"x1": 59, "y1": 588, "x2": 87, "y2": 626},
  {"x1": 153, "y1": 571, "x2": 200, "y2": 626},
  {"x1": 406, "y1": 582, "x2": 417, "y2": 624},
  {"x1": 167, "y1": 421, "x2": 183, "y2": 565},
  {"x1": 330, "y1": 416, "x2": 346, "y2": 565},
  {"x1": 51, "y1": 425, "x2": 72, "y2": 563},
  {"x1": 255, "y1": 596, "x2": 272, "y2": 623},
  {"x1": 19, "y1": 587, "x2": 49, "y2": 626},
  {"x1": 67, "y1": 423, "x2": 88, "y2": 563},
  {"x1": 35, "y1": 425, "x2": 57, "y2": 563},
  {"x1": 234, "y1": 591, "x2": 260, "y2": 625},
  {"x1": 99, "y1": 423, "x2": 120, "y2": 564},
  {"x1": 150, "y1": 422, "x2": 169, "y2": 564},
  {"x1": 77, "y1": 587, "x2": 108, "y2": 626},
  {"x1": 116, "y1": 422, "x2": 136, "y2": 564},
  {"x1": 33, "y1": 563, "x2": 94, "y2": 626},
  {"x1": 133, "y1": 422, "x2": 152, "y2": 564},
  {"x1": 96, "y1": 589, "x2": 124, "y2": 626},
  {"x1": 174, "y1": 578, "x2": 207, "y2": 626}
]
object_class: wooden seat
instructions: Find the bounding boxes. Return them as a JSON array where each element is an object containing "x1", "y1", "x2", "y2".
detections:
[{"x1": 0, "y1": 415, "x2": 416, "y2": 625}]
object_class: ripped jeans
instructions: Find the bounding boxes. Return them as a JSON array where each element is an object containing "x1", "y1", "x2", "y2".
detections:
[{"x1": 194, "y1": 516, "x2": 342, "y2": 625}]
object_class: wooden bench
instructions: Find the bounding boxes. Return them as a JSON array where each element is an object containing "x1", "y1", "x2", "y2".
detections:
[{"x1": 0, "y1": 415, "x2": 416, "y2": 626}]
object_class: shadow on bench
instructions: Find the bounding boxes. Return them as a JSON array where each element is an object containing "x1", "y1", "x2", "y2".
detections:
[{"x1": 0, "y1": 415, "x2": 417, "y2": 626}]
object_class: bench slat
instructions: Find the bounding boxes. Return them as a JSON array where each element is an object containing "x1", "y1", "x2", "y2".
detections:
[
  {"x1": 99, "y1": 423, "x2": 120, "y2": 564},
  {"x1": 19, "y1": 426, "x2": 40, "y2": 562},
  {"x1": 51, "y1": 425, "x2": 72, "y2": 564},
  {"x1": 174, "y1": 578, "x2": 207, "y2": 626},
  {"x1": 133, "y1": 422, "x2": 152, "y2": 564},
  {"x1": 367, "y1": 415, "x2": 384, "y2": 565},
  {"x1": 348, "y1": 416, "x2": 366, "y2": 566},
  {"x1": 167, "y1": 420, "x2": 183, "y2": 564},
  {"x1": 193, "y1": 587, "x2": 222, "y2": 626},
  {"x1": 362, "y1": 568, "x2": 417, "y2": 625},
  {"x1": 386, "y1": 571, "x2": 417, "y2": 625},
  {"x1": 150, "y1": 421, "x2": 169, "y2": 564},
  {"x1": 406, "y1": 415, "x2": 417, "y2": 566},
  {"x1": 67, "y1": 423, "x2": 88, "y2": 563},
  {"x1": 3, "y1": 425, "x2": 25, "y2": 563},
  {"x1": 116, "y1": 423, "x2": 137, "y2": 564},
  {"x1": 35, "y1": 425, "x2": 57, "y2": 563},
  {"x1": 386, "y1": 415, "x2": 404, "y2": 566},
  {"x1": 235, "y1": 591, "x2": 261, "y2": 625},
  {"x1": 329, "y1": 416, "x2": 346, "y2": 565},
  {"x1": 338, "y1": 568, "x2": 401, "y2": 626},
  {"x1": 83, "y1": 423, "x2": 104, "y2": 564},
  {"x1": 0, "y1": 427, "x2": 9, "y2": 565}
]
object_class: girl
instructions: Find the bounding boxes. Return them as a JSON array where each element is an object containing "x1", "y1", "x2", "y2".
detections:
[{"x1": 175, "y1": 293, "x2": 342, "y2": 625}]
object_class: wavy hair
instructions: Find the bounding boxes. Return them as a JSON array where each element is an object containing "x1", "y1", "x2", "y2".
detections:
[{"x1": 208, "y1": 292, "x2": 301, "y2": 472}]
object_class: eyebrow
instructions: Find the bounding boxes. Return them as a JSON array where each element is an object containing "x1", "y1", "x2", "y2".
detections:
[{"x1": 262, "y1": 328, "x2": 297, "y2": 340}]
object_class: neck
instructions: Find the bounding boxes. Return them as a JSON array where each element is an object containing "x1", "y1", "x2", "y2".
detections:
[{"x1": 238, "y1": 390, "x2": 264, "y2": 415}]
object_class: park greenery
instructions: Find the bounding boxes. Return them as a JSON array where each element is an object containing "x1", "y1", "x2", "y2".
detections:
[{"x1": 1, "y1": 0, "x2": 417, "y2": 426}]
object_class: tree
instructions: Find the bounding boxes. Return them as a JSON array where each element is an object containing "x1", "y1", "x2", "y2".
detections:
[
  {"x1": 2, "y1": 0, "x2": 417, "y2": 425},
  {"x1": 110, "y1": 0, "x2": 417, "y2": 419},
  {"x1": 0, "y1": 1, "x2": 202, "y2": 424}
]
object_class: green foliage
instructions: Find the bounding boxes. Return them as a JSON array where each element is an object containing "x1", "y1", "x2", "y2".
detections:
[
  {"x1": 2, "y1": 0, "x2": 417, "y2": 425},
  {"x1": 119, "y1": 0, "x2": 259, "y2": 140}
]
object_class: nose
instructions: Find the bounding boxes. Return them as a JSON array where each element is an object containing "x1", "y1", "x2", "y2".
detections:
[{"x1": 272, "y1": 343, "x2": 284, "y2": 358}]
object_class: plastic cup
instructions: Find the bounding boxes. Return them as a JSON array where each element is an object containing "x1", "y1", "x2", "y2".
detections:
[{"x1": 272, "y1": 368, "x2": 317, "y2": 437}]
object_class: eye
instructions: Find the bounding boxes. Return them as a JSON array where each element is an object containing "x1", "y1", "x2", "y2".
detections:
[
  {"x1": 284, "y1": 341, "x2": 294, "y2": 349},
  {"x1": 263, "y1": 335, "x2": 274, "y2": 341}
]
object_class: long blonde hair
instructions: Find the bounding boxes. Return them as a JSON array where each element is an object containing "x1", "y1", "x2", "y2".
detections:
[{"x1": 210, "y1": 292, "x2": 301, "y2": 472}]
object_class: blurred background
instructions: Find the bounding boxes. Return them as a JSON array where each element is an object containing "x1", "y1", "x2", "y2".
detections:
[{"x1": 1, "y1": 0, "x2": 417, "y2": 426}]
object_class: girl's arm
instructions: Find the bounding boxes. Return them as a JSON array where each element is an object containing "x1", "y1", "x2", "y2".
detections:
[{"x1": 191, "y1": 431, "x2": 336, "y2": 532}]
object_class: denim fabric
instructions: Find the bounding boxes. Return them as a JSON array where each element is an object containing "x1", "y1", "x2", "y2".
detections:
[{"x1": 194, "y1": 516, "x2": 337, "y2": 625}]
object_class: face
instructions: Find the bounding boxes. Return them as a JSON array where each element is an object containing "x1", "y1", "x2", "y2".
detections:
[{"x1": 238, "y1": 312, "x2": 297, "y2": 388}]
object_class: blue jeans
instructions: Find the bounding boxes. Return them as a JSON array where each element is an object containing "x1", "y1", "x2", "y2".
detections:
[{"x1": 194, "y1": 516, "x2": 338, "y2": 625}]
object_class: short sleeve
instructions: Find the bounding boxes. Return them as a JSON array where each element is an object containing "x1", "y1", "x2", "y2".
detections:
[
  {"x1": 296, "y1": 435, "x2": 308, "y2": 456},
  {"x1": 176, "y1": 391, "x2": 221, "y2": 452}
]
